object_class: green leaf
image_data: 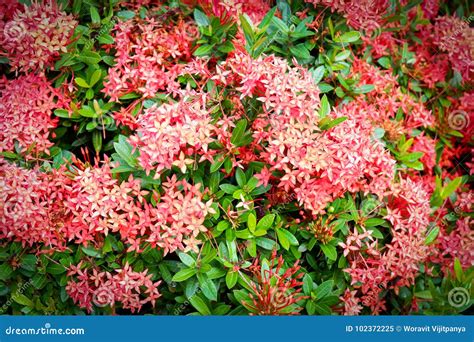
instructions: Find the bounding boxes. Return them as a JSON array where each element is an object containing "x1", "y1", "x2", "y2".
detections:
[
  {"x1": 220, "y1": 184, "x2": 239, "y2": 194},
  {"x1": 256, "y1": 237, "x2": 278, "y2": 250},
  {"x1": 311, "y1": 65, "x2": 325, "y2": 84},
  {"x1": 217, "y1": 221, "x2": 231, "y2": 232},
  {"x1": 441, "y1": 177, "x2": 462, "y2": 199},
  {"x1": 373, "y1": 127, "x2": 385, "y2": 139},
  {"x1": 197, "y1": 274, "x2": 218, "y2": 301},
  {"x1": 114, "y1": 136, "x2": 137, "y2": 167},
  {"x1": 103, "y1": 235, "x2": 114, "y2": 253},
  {"x1": 81, "y1": 246, "x2": 101, "y2": 258},
  {"x1": 414, "y1": 290, "x2": 432, "y2": 299},
  {"x1": 353, "y1": 84, "x2": 375, "y2": 94},
  {"x1": 89, "y1": 69, "x2": 102, "y2": 87},
  {"x1": 78, "y1": 105, "x2": 97, "y2": 118},
  {"x1": 172, "y1": 268, "x2": 197, "y2": 282},
  {"x1": 314, "y1": 303, "x2": 332, "y2": 315},
  {"x1": 271, "y1": 16, "x2": 288, "y2": 34},
  {"x1": 258, "y1": 6, "x2": 277, "y2": 30},
  {"x1": 0, "y1": 263, "x2": 13, "y2": 281},
  {"x1": 276, "y1": 229, "x2": 298, "y2": 250},
  {"x1": 399, "y1": 151, "x2": 424, "y2": 163},
  {"x1": 320, "y1": 244, "x2": 337, "y2": 261},
  {"x1": 333, "y1": 31, "x2": 360, "y2": 43},
  {"x1": 98, "y1": 34, "x2": 114, "y2": 45},
  {"x1": 177, "y1": 252, "x2": 195, "y2": 267},
  {"x1": 194, "y1": 9, "x2": 210, "y2": 27},
  {"x1": 335, "y1": 50, "x2": 351, "y2": 61},
  {"x1": 240, "y1": 14, "x2": 255, "y2": 45},
  {"x1": 46, "y1": 263, "x2": 66, "y2": 275},
  {"x1": 367, "y1": 227, "x2": 384, "y2": 239},
  {"x1": 226, "y1": 270, "x2": 238, "y2": 289},
  {"x1": 424, "y1": 226, "x2": 439, "y2": 245},
  {"x1": 194, "y1": 44, "x2": 214, "y2": 57},
  {"x1": 454, "y1": 258, "x2": 463, "y2": 282},
  {"x1": 277, "y1": 228, "x2": 290, "y2": 250},
  {"x1": 210, "y1": 154, "x2": 225, "y2": 173},
  {"x1": 235, "y1": 168, "x2": 246, "y2": 187},
  {"x1": 303, "y1": 274, "x2": 313, "y2": 295},
  {"x1": 76, "y1": 51, "x2": 102, "y2": 65},
  {"x1": 306, "y1": 300, "x2": 316, "y2": 314},
  {"x1": 289, "y1": 44, "x2": 311, "y2": 59},
  {"x1": 319, "y1": 116, "x2": 347, "y2": 130},
  {"x1": 218, "y1": 41, "x2": 234, "y2": 54},
  {"x1": 226, "y1": 240, "x2": 238, "y2": 262},
  {"x1": 116, "y1": 10, "x2": 135, "y2": 20},
  {"x1": 247, "y1": 213, "x2": 257, "y2": 232},
  {"x1": 231, "y1": 119, "x2": 247, "y2": 145},
  {"x1": 20, "y1": 255, "x2": 37, "y2": 272},
  {"x1": 318, "y1": 83, "x2": 334, "y2": 93},
  {"x1": 247, "y1": 238, "x2": 257, "y2": 257},
  {"x1": 12, "y1": 294, "x2": 34, "y2": 307},
  {"x1": 256, "y1": 214, "x2": 275, "y2": 230},
  {"x1": 92, "y1": 131, "x2": 102, "y2": 153},
  {"x1": 75, "y1": 77, "x2": 90, "y2": 88},
  {"x1": 378, "y1": 57, "x2": 391, "y2": 69},
  {"x1": 364, "y1": 218, "x2": 386, "y2": 227},
  {"x1": 189, "y1": 295, "x2": 211, "y2": 315},
  {"x1": 319, "y1": 94, "x2": 330, "y2": 118},
  {"x1": 90, "y1": 7, "x2": 100, "y2": 24},
  {"x1": 314, "y1": 280, "x2": 334, "y2": 299}
]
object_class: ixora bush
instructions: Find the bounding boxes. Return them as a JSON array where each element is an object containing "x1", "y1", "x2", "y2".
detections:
[{"x1": 0, "y1": 0, "x2": 472, "y2": 316}]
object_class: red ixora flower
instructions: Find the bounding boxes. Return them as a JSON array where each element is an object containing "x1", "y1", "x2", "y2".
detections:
[
  {"x1": 0, "y1": 0, "x2": 77, "y2": 72},
  {"x1": 0, "y1": 73, "x2": 69, "y2": 156},
  {"x1": 66, "y1": 262, "x2": 161, "y2": 313},
  {"x1": 242, "y1": 250, "x2": 306, "y2": 315}
]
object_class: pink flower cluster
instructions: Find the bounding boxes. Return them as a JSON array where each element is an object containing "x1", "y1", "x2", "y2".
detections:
[
  {"x1": 64, "y1": 164, "x2": 215, "y2": 254},
  {"x1": 431, "y1": 15, "x2": 474, "y2": 81},
  {"x1": 1, "y1": 159, "x2": 213, "y2": 255},
  {"x1": 343, "y1": 178, "x2": 432, "y2": 314},
  {"x1": 129, "y1": 97, "x2": 216, "y2": 176},
  {"x1": 215, "y1": 53, "x2": 395, "y2": 215},
  {"x1": 0, "y1": 0, "x2": 77, "y2": 72},
  {"x1": 66, "y1": 262, "x2": 161, "y2": 313},
  {"x1": 103, "y1": 16, "x2": 197, "y2": 101},
  {"x1": 182, "y1": 0, "x2": 270, "y2": 24},
  {"x1": 436, "y1": 217, "x2": 474, "y2": 271},
  {"x1": 348, "y1": 59, "x2": 434, "y2": 131},
  {"x1": 0, "y1": 158, "x2": 73, "y2": 248},
  {"x1": 64, "y1": 162, "x2": 149, "y2": 246},
  {"x1": 142, "y1": 175, "x2": 215, "y2": 255},
  {"x1": 304, "y1": 0, "x2": 390, "y2": 34},
  {"x1": 0, "y1": 73, "x2": 67, "y2": 156}
]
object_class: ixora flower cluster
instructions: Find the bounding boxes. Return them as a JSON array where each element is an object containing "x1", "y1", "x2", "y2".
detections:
[{"x1": 0, "y1": 0, "x2": 472, "y2": 315}]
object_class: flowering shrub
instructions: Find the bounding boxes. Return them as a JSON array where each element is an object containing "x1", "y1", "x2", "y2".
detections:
[{"x1": 0, "y1": 0, "x2": 472, "y2": 316}]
